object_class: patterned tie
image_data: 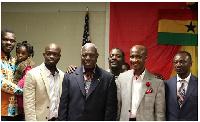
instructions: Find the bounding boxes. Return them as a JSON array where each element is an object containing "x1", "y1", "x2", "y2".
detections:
[
  {"x1": 177, "y1": 80, "x2": 185, "y2": 108},
  {"x1": 83, "y1": 74, "x2": 93, "y2": 94}
]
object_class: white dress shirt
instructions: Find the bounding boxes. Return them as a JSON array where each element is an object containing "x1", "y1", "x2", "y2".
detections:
[
  {"x1": 177, "y1": 73, "x2": 191, "y2": 94},
  {"x1": 130, "y1": 70, "x2": 145, "y2": 118},
  {"x1": 45, "y1": 66, "x2": 60, "y2": 119}
]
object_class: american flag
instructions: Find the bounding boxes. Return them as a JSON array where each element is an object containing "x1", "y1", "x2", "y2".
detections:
[{"x1": 82, "y1": 9, "x2": 91, "y2": 46}]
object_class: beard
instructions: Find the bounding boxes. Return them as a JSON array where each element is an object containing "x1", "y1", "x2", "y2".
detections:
[{"x1": 110, "y1": 65, "x2": 121, "y2": 70}]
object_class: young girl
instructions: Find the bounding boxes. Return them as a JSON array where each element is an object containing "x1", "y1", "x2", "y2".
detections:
[{"x1": 13, "y1": 41, "x2": 35, "y2": 116}]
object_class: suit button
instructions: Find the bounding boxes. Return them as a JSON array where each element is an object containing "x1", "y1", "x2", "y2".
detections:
[
  {"x1": 128, "y1": 110, "x2": 131, "y2": 112},
  {"x1": 47, "y1": 106, "x2": 49, "y2": 108},
  {"x1": 46, "y1": 117, "x2": 47, "y2": 119}
]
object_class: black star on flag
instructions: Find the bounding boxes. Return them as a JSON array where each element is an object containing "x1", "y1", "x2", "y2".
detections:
[
  {"x1": 185, "y1": 21, "x2": 196, "y2": 33},
  {"x1": 82, "y1": 9, "x2": 91, "y2": 46}
]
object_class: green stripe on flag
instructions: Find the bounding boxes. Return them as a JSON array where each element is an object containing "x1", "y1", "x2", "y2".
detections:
[{"x1": 158, "y1": 32, "x2": 198, "y2": 46}]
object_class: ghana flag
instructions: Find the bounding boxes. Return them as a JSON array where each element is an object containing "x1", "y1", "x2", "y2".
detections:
[{"x1": 158, "y1": 9, "x2": 198, "y2": 46}]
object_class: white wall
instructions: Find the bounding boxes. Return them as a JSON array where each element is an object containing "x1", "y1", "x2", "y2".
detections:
[{"x1": 1, "y1": 2, "x2": 110, "y2": 72}]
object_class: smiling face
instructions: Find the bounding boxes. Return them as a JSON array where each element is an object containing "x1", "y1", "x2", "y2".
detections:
[
  {"x1": 1, "y1": 32, "x2": 16, "y2": 55},
  {"x1": 174, "y1": 53, "x2": 192, "y2": 78},
  {"x1": 81, "y1": 43, "x2": 98, "y2": 70},
  {"x1": 16, "y1": 46, "x2": 30, "y2": 62},
  {"x1": 108, "y1": 48, "x2": 124, "y2": 70},
  {"x1": 130, "y1": 45, "x2": 147, "y2": 72}
]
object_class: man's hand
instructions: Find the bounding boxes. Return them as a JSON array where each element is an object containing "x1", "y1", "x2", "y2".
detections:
[
  {"x1": 66, "y1": 65, "x2": 77, "y2": 73},
  {"x1": 154, "y1": 73, "x2": 165, "y2": 80}
]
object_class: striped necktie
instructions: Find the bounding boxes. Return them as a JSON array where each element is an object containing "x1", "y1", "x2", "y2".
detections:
[{"x1": 177, "y1": 80, "x2": 185, "y2": 108}]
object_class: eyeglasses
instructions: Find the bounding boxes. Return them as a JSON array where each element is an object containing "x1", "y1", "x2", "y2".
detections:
[{"x1": 2, "y1": 38, "x2": 16, "y2": 43}]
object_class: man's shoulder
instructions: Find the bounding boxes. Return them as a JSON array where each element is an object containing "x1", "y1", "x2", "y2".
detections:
[
  {"x1": 101, "y1": 67, "x2": 111, "y2": 74},
  {"x1": 28, "y1": 64, "x2": 42, "y2": 74},
  {"x1": 191, "y1": 74, "x2": 198, "y2": 80},
  {"x1": 165, "y1": 76, "x2": 176, "y2": 84},
  {"x1": 98, "y1": 67, "x2": 114, "y2": 77},
  {"x1": 119, "y1": 70, "x2": 132, "y2": 77},
  {"x1": 65, "y1": 67, "x2": 82, "y2": 77},
  {"x1": 144, "y1": 70, "x2": 164, "y2": 85}
]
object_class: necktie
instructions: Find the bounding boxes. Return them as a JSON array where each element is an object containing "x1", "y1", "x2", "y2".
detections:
[
  {"x1": 177, "y1": 80, "x2": 185, "y2": 108},
  {"x1": 84, "y1": 74, "x2": 93, "y2": 94}
]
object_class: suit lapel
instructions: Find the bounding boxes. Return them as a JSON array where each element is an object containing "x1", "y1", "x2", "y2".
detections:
[
  {"x1": 40, "y1": 63, "x2": 50, "y2": 98},
  {"x1": 59, "y1": 70, "x2": 64, "y2": 96},
  {"x1": 171, "y1": 76, "x2": 179, "y2": 108},
  {"x1": 86, "y1": 66, "x2": 101, "y2": 98},
  {"x1": 137, "y1": 69, "x2": 149, "y2": 108},
  {"x1": 182, "y1": 75, "x2": 197, "y2": 106},
  {"x1": 127, "y1": 70, "x2": 134, "y2": 109},
  {"x1": 75, "y1": 67, "x2": 86, "y2": 97}
]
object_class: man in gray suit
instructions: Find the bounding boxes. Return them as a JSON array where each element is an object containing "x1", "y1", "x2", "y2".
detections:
[{"x1": 117, "y1": 45, "x2": 165, "y2": 121}]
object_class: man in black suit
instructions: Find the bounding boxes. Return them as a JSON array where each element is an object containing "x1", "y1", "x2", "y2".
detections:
[
  {"x1": 58, "y1": 43, "x2": 117, "y2": 121},
  {"x1": 165, "y1": 51, "x2": 198, "y2": 121}
]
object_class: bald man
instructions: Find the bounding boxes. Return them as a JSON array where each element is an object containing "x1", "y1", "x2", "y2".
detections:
[
  {"x1": 23, "y1": 43, "x2": 64, "y2": 121},
  {"x1": 58, "y1": 43, "x2": 117, "y2": 121},
  {"x1": 117, "y1": 45, "x2": 165, "y2": 121}
]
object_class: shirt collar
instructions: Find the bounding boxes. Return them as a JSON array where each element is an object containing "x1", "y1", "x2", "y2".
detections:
[
  {"x1": 83, "y1": 65, "x2": 96, "y2": 74},
  {"x1": 1, "y1": 51, "x2": 9, "y2": 60},
  {"x1": 177, "y1": 73, "x2": 191, "y2": 83},
  {"x1": 45, "y1": 65, "x2": 59, "y2": 77},
  {"x1": 1, "y1": 51, "x2": 14, "y2": 62},
  {"x1": 1, "y1": 51, "x2": 6, "y2": 58},
  {"x1": 133, "y1": 69, "x2": 146, "y2": 81}
]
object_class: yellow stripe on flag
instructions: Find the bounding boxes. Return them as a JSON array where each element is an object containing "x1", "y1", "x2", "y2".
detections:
[{"x1": 158, "y1": 19, "x2": 198, "y2": 34}]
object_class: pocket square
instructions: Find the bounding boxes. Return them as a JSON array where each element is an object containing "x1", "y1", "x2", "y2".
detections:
[{"x1": 146, "y1": 88, "x2": 153, "y2": 94}]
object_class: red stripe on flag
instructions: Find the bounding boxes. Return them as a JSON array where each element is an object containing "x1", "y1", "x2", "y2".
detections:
[{"x1": 159, "y1": 9, "x2": 197, "y2": 20}]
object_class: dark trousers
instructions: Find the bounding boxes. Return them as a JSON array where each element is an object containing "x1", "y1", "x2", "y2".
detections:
[
  {"x1": 48, "y1": 117, "x2": 58, "y2": 121},
  {"x1": 129, "y1": 118, "x2": 136, "y2": 121},
  {"x1": 1, "y1": 114, "x2": 23, "y2": 121}
]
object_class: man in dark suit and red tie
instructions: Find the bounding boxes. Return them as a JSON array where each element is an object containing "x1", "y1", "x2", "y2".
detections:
[
  {"x1": 165, "y1": 51, "x2": 198, "y2": 121},
  {"x1": 58, "y1": 43, "x2": 117, "y2": 121}
]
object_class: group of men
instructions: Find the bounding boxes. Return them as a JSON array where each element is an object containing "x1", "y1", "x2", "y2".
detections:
[{"x1": 1, "y1": 29, "x2": 198, "y2": 121}]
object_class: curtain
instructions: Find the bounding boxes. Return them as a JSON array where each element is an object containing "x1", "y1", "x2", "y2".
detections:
[{"x1": 110, "y1": 2, "x2": 197, "y2": 80}]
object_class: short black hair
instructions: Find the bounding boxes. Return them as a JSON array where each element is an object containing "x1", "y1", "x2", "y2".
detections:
[
  {"x1": 111, "y1": 47, "x2": 125, "y2": 58},
  {"x1": 16, "y1": 41, "x2": 34, "y2": 57},
  {"x1": 1, "y1": 29, "x2": 16, "y2": 38},
  {"x1": 122, "y1": 62, "x2": 130, "y2": 70},
  {"x1": 176, "y1": 51, "x2": 192, "y2": 61}
]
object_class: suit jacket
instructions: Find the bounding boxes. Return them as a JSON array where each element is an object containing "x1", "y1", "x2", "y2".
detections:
[
  {"x1": 165, "y1": 74, "x2": 198, "y2": 121},
  {"x1": 117, "y1": 69, "x2": 166, "y2": 121},
  {"x1": 58, "y1": 65, "x2": 118, "y2": 121},
  {"x1": 23, "y1": 63, "x2": 64, "y2": 121}
]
